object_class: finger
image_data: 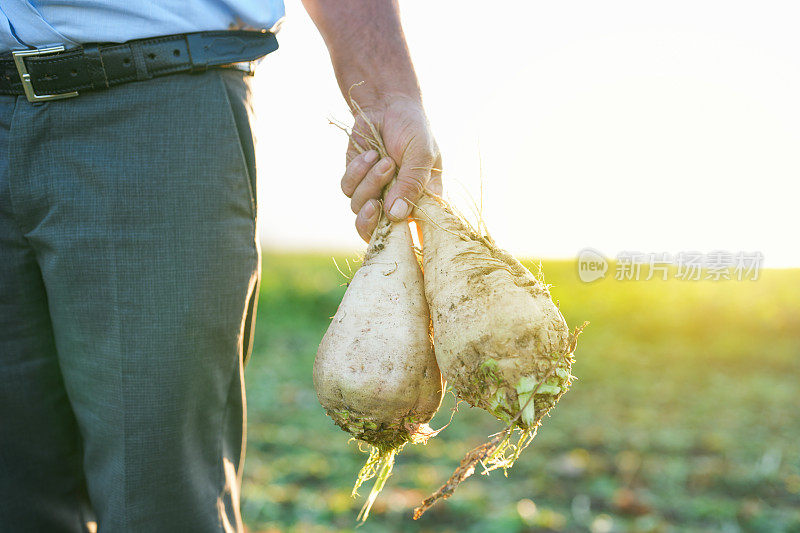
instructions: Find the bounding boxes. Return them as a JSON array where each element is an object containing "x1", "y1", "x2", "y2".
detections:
[
  {"x1": 355, "y1": 199, "x2": 381, "y2": 243},
  {"x1": 383, "y1": 144, "x2": 436, "y2": 221},
  {"x1": 341, "y1": 150, "x2": 379, "y2": 197},
  {"x1": 346, "y1": 138, "x2": 365, "y2": 165},
  {"x1": 345, "y1": 145, "x2": 360, "y2": 166},
  {"x1": 350, "y1": 157, "x2": 395, "y2": 214}
]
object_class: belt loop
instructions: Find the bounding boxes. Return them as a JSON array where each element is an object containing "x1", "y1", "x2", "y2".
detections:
[
  {"x1": 128, "y1": 42, "x2": 152, "y2": 81},
  {"x1": 185, "y1": 33, "x2": 208, "y2": 72},
  {"x1": 182, "y1": 34, "x2": 199, "y2": 72},
  {"x1": 82, "y1": 44, "x2": 109, "y2": 89}
]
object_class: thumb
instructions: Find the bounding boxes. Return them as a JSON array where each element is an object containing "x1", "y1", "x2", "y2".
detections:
[{"x1": 383, "y1": 151, "x2": 434, "y2": 222}]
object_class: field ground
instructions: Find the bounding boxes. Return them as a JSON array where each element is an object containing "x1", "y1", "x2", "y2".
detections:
[{"x1": 241, "y1": 252, "x2": 800, "y2": 533}]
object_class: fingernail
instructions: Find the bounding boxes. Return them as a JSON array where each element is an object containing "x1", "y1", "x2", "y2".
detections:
[
  {"x1": 389, "y1": 199, "x2": 409, "y2": 220},
  {"x1": 363, "y1": 151, "x2": 378, "y2": 164},
  {"x1": 377, "y1": 157, "x2": 393, "y2": 173},
  {"x1": 362, "y1": 200, "x2": 377, "y2": 219}
]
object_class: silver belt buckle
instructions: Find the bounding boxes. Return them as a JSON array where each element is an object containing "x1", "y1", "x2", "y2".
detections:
[{"x1": 12, "y1": 46, "x2": 79, "y2": 102}]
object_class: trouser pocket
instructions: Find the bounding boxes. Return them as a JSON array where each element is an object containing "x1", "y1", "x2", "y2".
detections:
[{"x1": 214, "y1": 69, "x2": 258, "y2": 219}]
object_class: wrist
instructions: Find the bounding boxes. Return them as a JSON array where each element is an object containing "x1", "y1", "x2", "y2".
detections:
[{"x1": 333, "y1": 59, "x2": 422, "y2": 112}]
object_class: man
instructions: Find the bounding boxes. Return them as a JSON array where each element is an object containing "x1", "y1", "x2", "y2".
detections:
[{"x1": 0, "y1": 1, "x2": 440, "y2": 531}]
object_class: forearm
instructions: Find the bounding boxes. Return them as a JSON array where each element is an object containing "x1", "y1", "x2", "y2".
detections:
[{"x1": 302, "y1": 0, "x2": 421, "y2": 108}]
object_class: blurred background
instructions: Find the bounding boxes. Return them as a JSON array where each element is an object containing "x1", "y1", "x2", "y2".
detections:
[{"x1": 242, "y1": 1, "x2": 800, "y2": 531}]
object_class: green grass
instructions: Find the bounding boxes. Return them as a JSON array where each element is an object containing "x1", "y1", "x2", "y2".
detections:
[{"x1": 242, "y1": 252, "x2": 800, "y2": 533}]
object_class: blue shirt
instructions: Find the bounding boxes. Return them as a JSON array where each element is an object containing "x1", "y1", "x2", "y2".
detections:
[{"x1": 0, "y1": 0, "x2": 285, "y2": 53}]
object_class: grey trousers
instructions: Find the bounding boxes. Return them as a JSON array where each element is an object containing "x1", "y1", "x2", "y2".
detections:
[{"x1": 0, "y1": 69, "x2": 260, "y2": 532}]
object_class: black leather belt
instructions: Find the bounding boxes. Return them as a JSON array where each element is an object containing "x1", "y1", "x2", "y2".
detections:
[{"x1": 0, "y1": 30, "x2": 279, "y2": 102}]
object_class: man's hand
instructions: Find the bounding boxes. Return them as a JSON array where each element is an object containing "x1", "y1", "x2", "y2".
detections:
[
  {"x1": 302, "y1": 0, "x2": 441, "y2": 241},
  {"x1": 341, "y1": 97, "x2": 442, "y2": 241}
]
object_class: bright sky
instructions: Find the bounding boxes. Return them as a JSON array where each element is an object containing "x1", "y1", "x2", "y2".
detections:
[{"x1": 251, "y1": 0, "x2": 800, "y2": 267}]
